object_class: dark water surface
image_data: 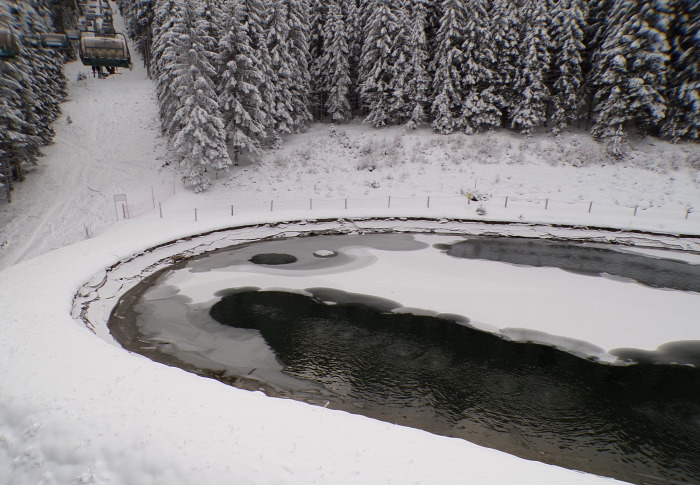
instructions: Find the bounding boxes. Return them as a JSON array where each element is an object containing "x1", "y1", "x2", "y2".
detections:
[
  {"x1": 109, "y1": 234, "x2": 700, "y2": 485},
  {"x1": 440, "y1": 237, "x2": 700, "y2": 292},
  {"x1": 209, "y1": 289, "x2": 700, "y2": 485}
]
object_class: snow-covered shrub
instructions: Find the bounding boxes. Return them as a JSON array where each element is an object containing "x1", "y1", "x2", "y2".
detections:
[
  {"x1": 359, "y1": 140, "x2": 376, "y2": 156},
  {"x1": 356, "y1": 158, "x2": 377, "y2": 172}
]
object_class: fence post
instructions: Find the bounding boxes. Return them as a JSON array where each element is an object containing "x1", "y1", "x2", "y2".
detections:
[
  {"x1": 545, "y1": 199, "x2": 549, "y2": 210},
  {"x1": 588, "y1": 201, "x2": 593, "y2": 213},
  {"x1": 504, "y1": 196, "x2": 508, "y2": 208},
  {"x1": 159, "y1": 202, "x2": 162, "y2": 219},
  {"x1": 345, "y1": 198, "x2": 347, "y2": 209},
  {"x1": 231, "y1": 204, "x2": 234, "y2": 216},
  {"x1": 427, "y1": 196, "x2": 430, "y2": 208},
  {"x1": 634, "y1": 206, "x2": 638, "y2": 216},
  {"x1": 194, "y1": 208, "x2": 198, "y2": 221},
  {"x1": 270, "y1": 200, "x2": 274, "y2": 212},
  {"x1": 310, "y1": 198, "x2": 313, "y2": 210},
  {"x1": 151, "y1": 186, "x2": 155, "y2": 208},
  {"x1": 686, "y1": 208, "x2": 692, "y2": 220},
  {"x1": 388, "y1": 196, "x2": 391, "y2": 208}
]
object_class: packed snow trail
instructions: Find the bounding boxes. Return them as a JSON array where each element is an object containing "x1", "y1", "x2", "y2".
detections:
[{"x1": 0, "y1": 17, "x2": 167, "y2": 270}]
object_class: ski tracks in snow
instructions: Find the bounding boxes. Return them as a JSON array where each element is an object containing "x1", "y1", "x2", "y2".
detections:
[{"x1": 0, "y1": 39, "x2": 165, "y2": 270}]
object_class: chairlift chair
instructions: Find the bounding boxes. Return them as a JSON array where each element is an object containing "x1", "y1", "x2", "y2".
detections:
[
  {"x1": 65, "y1": 29, "x2": 81, "y2": 41},
  {"x1": 41, "y1": 33, "x2": 68, "y2": 48},
  {"x1": 0, "y1": 21, "x2": 19, "y2": 59},
  {"x1": 79, "y1": 33, "x2": 132, "y2": 69}
]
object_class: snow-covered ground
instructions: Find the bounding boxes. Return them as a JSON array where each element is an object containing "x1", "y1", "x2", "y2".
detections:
[{"x1": 1, "y1": 24, "x2": 699, "y2": 485}]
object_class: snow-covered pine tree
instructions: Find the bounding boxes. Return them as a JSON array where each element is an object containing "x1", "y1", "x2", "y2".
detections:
[
  {"x1": 21, "y1": 2, "x2": 67, "y2": 147},
  {"x1": 308, "y1": 0, "x2": 327, "y2": 117},
  {"x1": 280, "y1": 0, "x2": 312, "y2": 131},
  {"x1": 151, "y1": 0, "x2": 181, "y2": 79},
  {"x1": 460, "y1": 0, "x2": 499, "y2": 133},
  {"x1": 591, "y1": 0, "x2": 671, "y2": 154},
  {"x1": 217, "y1": 0, "x2": 267, "y2": 165},
  {"x1": 0, "y1": 0, "x2": 65, "y2": 187},
  {"x1": 242, "y1": 0, "x2": 277, "y2": 145},
  {"x1": 359, "y1": 0, "x2": 401, "y2": 127},
  {"x1": 430, "y1": 0, "x2": 468, "y2": 134},
  {"x1": 340, "y1": 0, "x2": 361, "y2": 113},
  {"x1": 265, "y1": 0, "x2": 296, "y2": 142},
  {"x1": 489, "y1": 0, "x2": 521, "y2": 127},
  {"x1": 661, "y1": 0, "x2": 699, "y2": 141},
  {"x1": 152, "y1": 0, "x2": 188, "y2": 136},
  {"x1": 510, "y1": 0, "x2": 552, "y2": 135},
  {"x1": 580, "y1": 0, "x2": 613, "y2": 127},
  {"x1": 0, "y1": 57, "x2": 39, "y2": 186},
  {"x1": 167, "y1": 0, "x2": 232, "y2": 191},
  {"x1": 548, "y1": 0, "x2": 588, "y2": 133},
  {"x1": 403, "y1": 0, "x2": 431, "y2": 128},
  {"x1": 123, "y1": 0, "x2": 155, "y2": 72},
  {"x1": 318, "y1": 0, "x2": 352, "y2": 122},
  {"x1": 387, "y1": 2, "x2": 412, "y2": 124},
  {"x1": 196, "y1": 0, "x2": 224, "y2": 73}
]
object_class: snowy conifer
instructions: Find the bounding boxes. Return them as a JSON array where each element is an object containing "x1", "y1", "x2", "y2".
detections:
[
  {"x1": 430, "y1": 0, "x2": 468, "y2": 134},
  {"x1": 359, "y1": 0, "x2": 401, "y2": 127},
  {"x1": 591, "y1": 0, "x2": 671, "y2": 153},
  {"x1": 511, "y1": 1, "x2": 552, "y2": 135},
  {"x1": 279, "y1": 0, "x2": 312, "y2": 131},
  {"x1": 549, "y1": 0, "x2": 588, "y2": 133},
  {"x1": 489, "y1": 0, "x2": 521, "y2": 126},
  {"x1": 341, "y1": 0, "x2": 361, "y2": 113},
  {"x1": 166, "y1": 0, "x2": 232, "y2": 191},
  {"x1": 152, "y1": 0, "x2": 188, "y2": 135},
  {"x1": 265, "y1": 0, "x2": 296, "y2": 139},
  {"x1": 403, "y1": 0, "x2": 431, "y2": 128},
  {"x1": 661, "y1": 0, "x2": 699, "y2": 141},
  {"x1": 318, "y1": 0, "x2": 352, "y2": 122},
  {"x1": 240, "y1": 0, "x2": 277, "y2": 145},
  {"x1": 308, "y1": 0, "x2": 327, "y2": 117},
  {"x1": 217, "y1": 0, "x2": 267, "y2": 164},
  {"x1": 460, "y1": 0, "x2": 499, "y2": 133}
]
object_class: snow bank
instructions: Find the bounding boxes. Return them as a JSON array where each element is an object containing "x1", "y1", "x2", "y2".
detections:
[{"x1": 2, "y1": 216, "x2": 644, "y2": 485}]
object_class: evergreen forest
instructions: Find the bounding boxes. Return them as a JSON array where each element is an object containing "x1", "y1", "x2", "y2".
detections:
[{"x1": 1, "y1": 0, "x2": 698, "y2": 193}]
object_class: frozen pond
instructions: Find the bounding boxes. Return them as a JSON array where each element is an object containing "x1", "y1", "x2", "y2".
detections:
[{"x1": 109, "y1": 234, "x2": 700, "y2": 485}]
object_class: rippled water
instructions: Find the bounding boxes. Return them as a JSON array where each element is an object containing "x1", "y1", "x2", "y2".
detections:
[
  {"x1": 208, "y1": 289, "x2": 700, "y2": 485},
  {"x1": 109, "y1": 233, "x2": 700, "y2": 485}
]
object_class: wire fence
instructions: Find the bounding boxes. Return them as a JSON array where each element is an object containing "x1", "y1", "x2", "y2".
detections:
[{"x1": 111, "y1": 184, "x2": 696, "y2": 230}]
